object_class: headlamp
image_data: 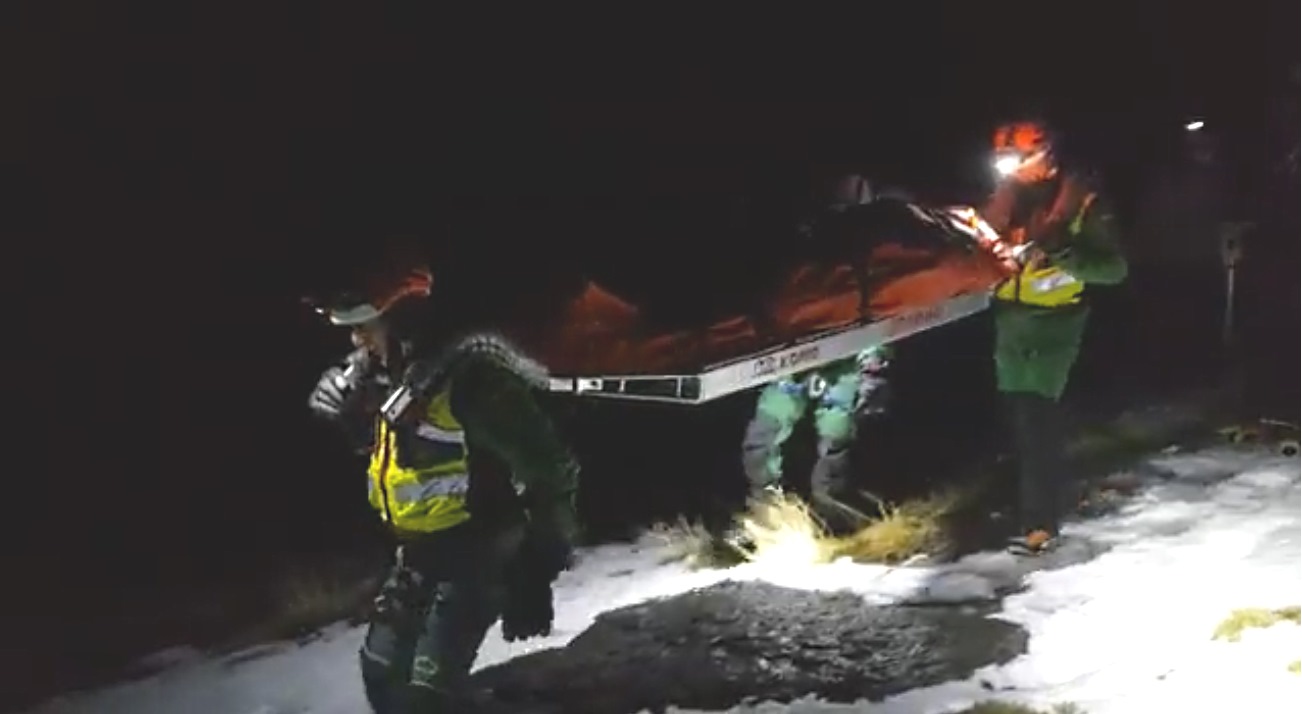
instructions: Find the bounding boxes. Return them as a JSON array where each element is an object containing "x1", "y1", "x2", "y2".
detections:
[
  {"x1": 303, "y1": 292, "x2": 384, "y2": 327},
  {"x1": 993, "y1": 148, "x2": 1050, "y2": 178},
  {"x1": 994, "y1": 152, "x2": 1024, "y2": 177},
  {"x1": 303, "y1": 264, "x2": 434, "y2": 328}
]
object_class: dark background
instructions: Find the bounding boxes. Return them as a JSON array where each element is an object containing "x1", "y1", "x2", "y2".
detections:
[{"x1": 4, "y1": 2, "x2": 1297, "y2": 707}]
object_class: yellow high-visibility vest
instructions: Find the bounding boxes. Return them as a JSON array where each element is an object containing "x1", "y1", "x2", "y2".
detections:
[
  {"x1": 994, "y1": 193, "x2": 1096, "y2": 308},
  {"x1": 367, "y1": 387, "x2": 472, "y2": 534}
]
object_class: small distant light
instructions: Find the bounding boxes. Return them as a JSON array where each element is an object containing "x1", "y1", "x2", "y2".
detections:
[
  {"x1": 994, "y1": 155, "x2": 1022, "y2": 176},
  {"x1": 1185, "y1": 120, "x2": 1205, "y2": 132}
]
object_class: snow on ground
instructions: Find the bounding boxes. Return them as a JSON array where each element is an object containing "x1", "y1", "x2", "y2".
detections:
[{"x1": 25, "y1": 446, "x2": 1301, "y2": 714}]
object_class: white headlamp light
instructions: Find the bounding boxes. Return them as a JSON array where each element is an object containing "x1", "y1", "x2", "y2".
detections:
[
  {"x1": 994, "y1": 153, "x2": 1023, "y2": 177},
  {"x1": 993, "y1": 148, "x2": 1051, "y2": 178}
]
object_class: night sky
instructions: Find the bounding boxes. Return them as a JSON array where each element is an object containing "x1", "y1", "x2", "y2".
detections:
[{"x1": 7, "y1": 2, "x2": 1296, "y2": 623}]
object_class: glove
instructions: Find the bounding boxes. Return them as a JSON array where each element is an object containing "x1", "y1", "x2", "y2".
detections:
[
  {"x1": 857, "y1": 345, "x2": 892, "y2": 374},
  {"x1": 308, "y1": 350, "x2": 372, "y2": 419},
  {"x1": 529, "y1": 526, "x2": 575, "y2": 578},
  {"x1": 308, "y1": 365, "x2": 351, "y2": 418},
  {"x1": 499, "y1": 526, "x2": 573, "y2": 643},
  {"x1": 522, "y1": 485, "x2": 579, "y2": 575},
  {"x1": 500, "y1": 572, "x2": 556, "y2": 642}
]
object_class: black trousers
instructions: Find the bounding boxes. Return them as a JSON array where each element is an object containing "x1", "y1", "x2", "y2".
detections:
[
  {"x1": 360, "y1": 522, "x2": 523, "y2": 713},
  {"x1": 1005, "y1": 392, "x2": 1070, "y2": 536}
]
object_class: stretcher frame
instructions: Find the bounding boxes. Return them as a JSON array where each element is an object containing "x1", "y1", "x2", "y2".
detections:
[{"x1": 546, "y1": 289, "x2": 991, "y2": 405}]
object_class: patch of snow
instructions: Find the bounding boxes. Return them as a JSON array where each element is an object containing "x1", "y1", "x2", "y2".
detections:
[
  {"x1": 23, "y1": 447, "x2": 1302, "y2": 714},
  {"x1": 29, "y1": 623, "x2": 369, "y2": 714},
  {"x1": 129, "y1": 645, "x2": 205, "y2": 674}
]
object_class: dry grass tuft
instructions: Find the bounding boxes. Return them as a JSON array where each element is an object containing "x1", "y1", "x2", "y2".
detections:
[
  {"x1": 826, "y1": 488, "x2": 962, "y2": 564},
  {"x1": 648, "y1": 484, "x2": 970, "y2": 571},
  {"x1": 273, "y1": 569, "x2": 370, "y2": 634},
  {"x1": 1212, "y1": 605, "x2": 1301, "y2": 642},
  {"x1": 646, "y1": 490, "x2": 837, "y2": 570},
  {"x1": 224, "y1": 567, "x2": 380, "y2": 649},
  {"x1": 730, "y1": 490, "x2": 839, "y2": 567},
  {"x1": 647, "y1": 517, "x2": 747, "y2": 569}
]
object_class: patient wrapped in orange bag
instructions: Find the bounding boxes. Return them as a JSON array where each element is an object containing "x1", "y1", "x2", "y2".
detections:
[{"x1": 506, "y1": 200, "x2": 1012, "y2": 375}]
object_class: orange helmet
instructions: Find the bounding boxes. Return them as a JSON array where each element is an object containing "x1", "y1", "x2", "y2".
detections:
[
  {"x1": 305, "y1": 239, "x2": 434, "y2": 326},
  {"x1": 992, "y1": 121, "x2": 1050, "y2": 153},
  {"x1": 991, "y1": 120, "x2": 1056, "y2": 180}
]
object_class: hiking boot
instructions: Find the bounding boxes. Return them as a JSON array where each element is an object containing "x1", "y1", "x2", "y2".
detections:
[{"x1": 1006, "y1": 529, "x2": 1057, "y2": 556}]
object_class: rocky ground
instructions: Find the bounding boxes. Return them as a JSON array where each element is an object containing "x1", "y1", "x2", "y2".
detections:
[
  {"x1": 468, "y1": 393, "x2": 1238, "y2": 714},
  {"x1": 473, "y1": 580, "x2": 1029, "y2": 714}
]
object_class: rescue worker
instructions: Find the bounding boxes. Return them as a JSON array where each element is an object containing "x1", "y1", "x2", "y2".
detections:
[
  {"x1": 740, "y1": 343, "x2": 893, "y2": 529},
  {"x1": 305, "y1": 247, "x2": 580, "y2": 712},
  {"x1": 741, "y1": 173, "x2": 895, "y2": 530},
  {"x1": 981, "y1": 120, "x2": 1128, "y2": 555}
]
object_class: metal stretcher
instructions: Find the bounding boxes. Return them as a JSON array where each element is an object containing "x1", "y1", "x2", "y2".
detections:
[{"x1": 546, "y1": 290, "x2": 991, "y2": 405}]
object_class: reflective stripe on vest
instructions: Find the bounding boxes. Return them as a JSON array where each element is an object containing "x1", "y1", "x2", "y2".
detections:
[
  {"x1": 994, "y1": 192, "x2": 1095, "y2": 308},
  {"x1": 367, "y1": 387, "x2": 472, "y2": 534}
]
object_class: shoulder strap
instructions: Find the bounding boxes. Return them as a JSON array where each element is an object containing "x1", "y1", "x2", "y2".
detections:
[{"x1": 1068, "y1": 192, "x2": 1098, "y2": 235}]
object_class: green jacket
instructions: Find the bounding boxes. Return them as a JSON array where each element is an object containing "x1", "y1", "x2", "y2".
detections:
[
  {"x1": 993, "y1": 184, "x2": 1128, "y2": 400},
  {"x1": 442, "y1": 336, "x2": 580, "y2": 541}
]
